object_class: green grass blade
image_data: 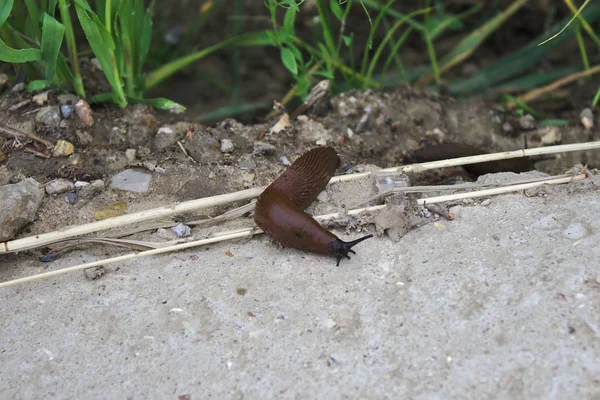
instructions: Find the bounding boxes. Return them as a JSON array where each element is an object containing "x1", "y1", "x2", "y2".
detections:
[
  {"x1": 127, "y1": 96, "x2": 186, "y2": 113},
  {"x1": 58, "y1": 0, "x2": 85, "y2": 97},
  {"x1": 574, "y1": 21, "x2": 589, "y2": 72},
  {"x1": 24, "y1": 0, "x2": 42, "y2": 41},
  {"x1": 40, "y1": 13, "x2": 65, "y2": 81},
  {"x1": 145, "y1": 30, "x2": 273, "y2": 89},
  {"x1": 0, "y1": 0, "x2": 13, "y2": 27},
  {"x1": 448, "y1": 3, "x2": 600, "y2": 95},
  {"x1": 74, "y1": 0, "x2": 126, "y2": 106},
  {"x1": 0, "y1": 39, "x2": 41, "y2": 62}
]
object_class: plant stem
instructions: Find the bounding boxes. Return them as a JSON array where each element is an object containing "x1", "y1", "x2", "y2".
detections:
[{"x1": 58, "y1": 0, "x2": 85, "y2": 97}]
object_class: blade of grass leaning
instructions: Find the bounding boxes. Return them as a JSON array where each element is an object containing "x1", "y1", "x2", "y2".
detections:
[
  {"x1": 418, "y1": 0, "x2": 528, "y2": 85},
  {"x1": 486, "y1": 67, "x2": 579, "y2": 96},
  {"x1": 24, "y1": 0, "x2": 42, "y2": 41},
  {"x1": 366, "y1": 8, "x2": 431, "y2": 83},
  {"x1": 574, "y1": 22, "x2": 590, "y2": 72},
  {"x1": 360, "y1": 0, "x2": 395, "y2": 77},
  {"x1": 58, "y1": 0, "x2": 85, "y2": 97},
  {"x1": 0, "y1": 38, "x2": 42, "y2": 62},
  {"x1": 359, "y1": 0, "x2": 425, "y2": 32},
  {"x1": 563, "y1": 0, "x2": 600, "y2": 47},
  {"x1": 448, "y1": 3, "x2": 600, "y2": 95},
  {"x1": 0, "y1": 0, "x2": 13, "y2": 27},
  {"x1": 538, "y1": 0, "x2": 590, "y2": 46},
  {"x1": 47, "y1": 0, "x2": 59, "y2": 17},
  {"x1": 145, "y1": 30, "x2": 273, "y2": 89},
  {"x1": 74, "y1": 0, "x2": 126, "y2": 107},
  {"x1": 40, "y1": 13, "x2": 65, "y2": 82}
]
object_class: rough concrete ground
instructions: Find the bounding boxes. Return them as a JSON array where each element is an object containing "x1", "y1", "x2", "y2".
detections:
[{"x1": 1, "y1": 179, "x2": 599, "y2": 399}]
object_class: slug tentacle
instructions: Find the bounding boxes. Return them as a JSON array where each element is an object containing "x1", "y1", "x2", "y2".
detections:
[
  {"x1": 330, "y1": 234, "x2": 374, "y2": 266},
  {"x1": 254, "y1": 146, "x2": 372, "y2": 266}
]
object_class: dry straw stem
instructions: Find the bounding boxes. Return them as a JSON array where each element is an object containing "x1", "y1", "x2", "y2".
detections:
[
  {"x1": 0, "y1": 205, "x2": 385, "y2": 289},
  {"x1": 2, "y1": 141, "x2": 599, "y2": 254},
  {"x1": 0, "y1": 187, "x2": 264, "y2": 254},
  {"x1": 416, "y1": 173, "x2": 587, "y2": 205},
  {"x1": 509, "y1": 64, "x2": 600, "y2": 107}
]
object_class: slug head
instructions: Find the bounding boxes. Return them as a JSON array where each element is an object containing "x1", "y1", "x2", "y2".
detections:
[{"x1": 329, "y1": 234, "x2": 374, "y2": 266}]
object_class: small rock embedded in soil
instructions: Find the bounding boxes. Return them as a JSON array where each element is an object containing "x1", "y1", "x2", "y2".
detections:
[
  {"x1": 74, "y1": 99, "x2": 94, "y2": 126},
  {"x1": 154, "y1": 127, "x2": 178, "y2": 150},
  {"x1": 110, "y1": 169, "x2": 152, "y2": 193},
  {"x1": 60, "y1": 104, "x2": 74, "y2": 119},
  {"x1": 183, "y1": 131, "x2": 220, "y2": 163},
  {"x1": 36, "y1": 106, "x2": 61, "y2": 128},
  {"x1": 220, "y1": 138, "x2": 235, "y2": 153},
  {"x1": 53, "y1": 140, "x2": 75, "y2": 157},
  {"x1": 562, "y1": 222, "x2": 590, "y2": 240},
  {"x1": 125, "y1": 149, "x2": 137, "y2": 163},
  {"x1": 171, "y1": 223, "x2": 191, "y2": 238},
  {"x1": 0, "y1": 178, "x2": 45, "y2": 241},
  {"x1": 33, "y1": 90, "x2": 51, "y2": 105},
  {"x1": 75, "y1": 129, "x2": 93, "y2": 145},
  {"x1": 84, "y1": 266, "x2": 106, "y2": 280},
  {"x1": 45, "y1": 179, "x2": 75, "y2": 195},
  {"x1": 12, "y1": 82, "x2": 25, "y2": 92},
  {"x1": 253, "y1": 141, "x2": 276, "y2": 155},
  {"x1": 580, "y1": 108, "x2": 594, "y2": 130},
  {"x1": 519, "y1": 114, "x2": 536, "y2": 130},
  {"x1": 94, "y1": 202, "x2": 127, "y2": 220}
]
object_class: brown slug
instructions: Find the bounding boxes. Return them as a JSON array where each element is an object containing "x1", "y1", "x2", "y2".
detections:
[
  {"x1": 405, "y1": 143, "x2": 534, "y2": 176},
  {"x1": 254, "y1": 146, "x2": 373, "y2": 266}
]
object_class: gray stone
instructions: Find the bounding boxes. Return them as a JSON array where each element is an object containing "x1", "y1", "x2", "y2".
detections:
[
  {"x1": 75, "y1": 129, "x2": 94, "y2": 145},
  {"x1": 60, "y1": 104, "x2": 74, "y2": 119},
  {"x1": 183, "y1": 132, "x2": 220, "y2": 163},
  {"x1": 171, "y1": 223, "x2": 191, "y2": 238},
  {"x1": 45, "y1": 179, "x2": 75, "y2": 195},
  {"x1": 126, "y1": 125, "x2": 151, "y2": 147},
  {"x1": 57, "y1": 93, "x2": 79, "y2": 105},
  {"x1": 110, "y1": 169, "x2": 152, "y2": 193},
  {"x1": 35, "y1": 106, "x2": 61, "y2": 128},
  {"x1": 154, "y1": 127, "x2": 179, "y2": 150},
  {"x1": 0, "y1": 178, "x2": 44, "y2": 241}
]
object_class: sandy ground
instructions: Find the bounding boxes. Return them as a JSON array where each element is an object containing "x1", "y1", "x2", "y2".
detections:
[{"x1": 1, "y1": 177, "x2": 599, "y2": 399}]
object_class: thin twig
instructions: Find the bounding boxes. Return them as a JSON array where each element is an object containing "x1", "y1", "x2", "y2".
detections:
[{"x1": 0, "y1": 122, "x2": 55, "y2": 149}]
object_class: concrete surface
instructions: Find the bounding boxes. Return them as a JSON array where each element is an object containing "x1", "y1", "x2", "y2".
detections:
[{"x1": 1, "y1": 184, "x2": 600, "y2": 399}]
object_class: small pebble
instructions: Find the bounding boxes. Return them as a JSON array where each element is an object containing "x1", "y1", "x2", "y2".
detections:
[
  {"x1": 32, "y1": 90, "x2": 51, "y2": 105},
  {"x1": 74, "y1": 181, "x2": 90, "y2": 188},
  {"x1": 36, "y1": 106, "x2": 61, "y2": 128},
  {"x1": 540, "y1": 127, "x2": 562, "y2": 145},
  {"x1": 94, "y1": 202, "x2": 127, "y2": 220},
  {"x1": 53, "y1": 140, "x2": 75, "y2": 157},
  {"x1": 580, "y1": 108, "x2": 594, "y2": 130},
  {"x1": 60, "y1": 104, "x2": 74, "y2": 119},
  {"x1": 171, "y1": 223, "x2": 191, "y2": 238},
  {"x1": 110, "y1": 169, "x2": 151, "y2": 193},
  {"x1": 65, "y1": 192, "x2": 77, "y2": 204},
  {"x1": 519, "y1": 114, "x2": 536, "y2": 130},
  {"x1": 84, "y1": 266, "x2": 106, "y2": 280},
  {"x1": 39, "y1": 253, "x2": 56, "y2": 263},
  {"x1": 316, "y1": 138, "x2": 327, "y2": 146},
  {"x1": 0, "y1": 73, "x2": 7, "y2": 87},
  {"x1": 502, "y1": 122, "x2": 513, "y2": 133},
  {"x1": 125, "y1": 148, "x2": 137, "y2": 163},
  {"x1": 12, "y1": 82, "x2": 25, "y2": 93},
  {"x1": 75, "y1": 99, "x2": 94, "y2": 126},
  {"x1": 253, "y1": 142, "x2": 276, "y2": 155},
  {"x1": 242, "y1": 172, "x2": 255, "y2": 188},
  {"x1": 346, "y1": 128, "x2": 354, "y2": 138},
  {"x1": 220, "y1": 138, "x2": 235, "y2": 153},
  {"x1": 480, "y1": 199, "x2": 492, "y2": 206},
  {"x1": 45, "y1": 179, "x2": 75, "y2": 195},
  {"x1": 280, "y1": 155, "x2": 291, "y2": 166}
]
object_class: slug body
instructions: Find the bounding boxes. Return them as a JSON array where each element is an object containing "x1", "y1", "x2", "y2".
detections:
[
  {"x1": 254, "y1": 147, "x2": 372, "y2": 266},
  {"x1": 406, "y1": 143, "x2": 534, "y2": 176}
]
